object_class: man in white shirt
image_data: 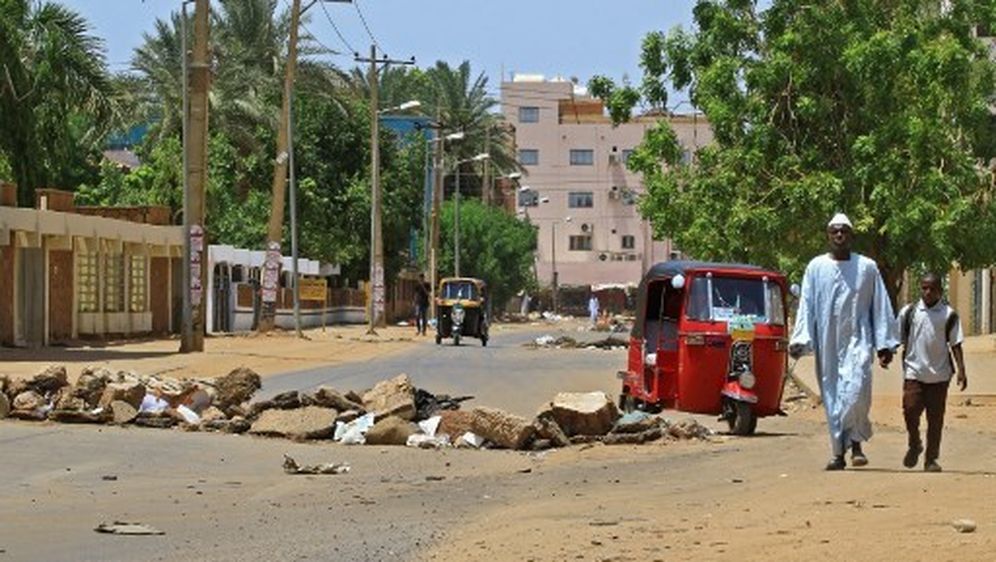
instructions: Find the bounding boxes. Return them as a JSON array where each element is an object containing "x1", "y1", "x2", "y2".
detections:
[{"x1": 896, "y1": 272, "x2": 968, "y2": 472}]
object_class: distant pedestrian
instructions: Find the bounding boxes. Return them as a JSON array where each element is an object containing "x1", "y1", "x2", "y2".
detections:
[
  {"x1": 588, "y1": 294, "x2": 600, "y2": 326},
  {"x1": 789, "y1": 213, "x2": 898, "y2": 470},
  {"x1": 414, "y1": 274, "x2": 430, "y2": 336},
  {"x1": 896, "y1": 272, "x2": 967, "y2": 472}
]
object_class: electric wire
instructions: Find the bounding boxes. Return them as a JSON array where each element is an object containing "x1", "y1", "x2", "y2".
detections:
[
  {"x1": 352, "y1": 0, "x2": 384, "y2": 54},
  {"x1": 319, "y1": 0, "x2": 358, "y2": 57}
]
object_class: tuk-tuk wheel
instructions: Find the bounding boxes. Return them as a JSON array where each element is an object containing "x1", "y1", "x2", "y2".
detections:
[
  {"x1": 481, "y1": 336, "x2": 488, "y2": 347},
  {"x1": 726, "y1": 400, "x2": 756, "y2": 436},
  {"x1": 435, "y1": 335, "x2": 442, "y2": 345},
  {"x1": 453, "y1": 333, "x2": 461, "y2": 346},
  {"x1": 619, "y1": 394, "x2": 637, "y2": 414}
]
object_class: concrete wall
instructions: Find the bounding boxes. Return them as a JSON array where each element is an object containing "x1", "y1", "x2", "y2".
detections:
[
  {"x1": 0, "y1": 232, "x2": 13, "y2": 345},
  {"x1": 48, "y1": 249, "x2": 74, "y2": 343}
]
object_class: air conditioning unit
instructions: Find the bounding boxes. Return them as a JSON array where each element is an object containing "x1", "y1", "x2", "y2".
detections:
[
  {"x1": 608, "y1": 153, "x2": 621, "y2": 165},
  {"x1": 580, "y1": 223, "x2": 594, "y2": 233},
  {"x1": 608, "y1": 186, "x2": 620, "y2": 200},
  {"x1": 599, "y1": 253, "x2": 608, "y2": 262}
]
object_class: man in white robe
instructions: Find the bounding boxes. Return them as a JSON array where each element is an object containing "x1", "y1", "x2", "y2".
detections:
[{"x1": 790, "y1": 213, "x2": 898, "y2": 470}]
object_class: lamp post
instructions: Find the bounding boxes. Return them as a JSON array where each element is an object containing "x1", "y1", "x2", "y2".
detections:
[
  {"x1": 427, "y1": 130, "x2": 464, "y2": 319},
  {"x1": 537, "y1": 194, "x2": 570, "y2": 314},
  {"x1": 453, "y1": 152, "x2": 489, "y2": 278}
]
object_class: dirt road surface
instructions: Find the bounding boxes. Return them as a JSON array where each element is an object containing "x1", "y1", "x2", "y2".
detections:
[{"x1": 2, "y1": 323, "x2": 995, "y2": 561}]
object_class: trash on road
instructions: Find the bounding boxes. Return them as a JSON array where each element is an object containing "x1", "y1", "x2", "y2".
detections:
[
  {"x1": 282, "y1": 454, "x2": 350, "y2": 475},
  {"x1": 94, "y1": 522, "x2": 165, "y2": 536},
  {"x1": 952, "y1": 519, "x2": 977, "y2": 533}
]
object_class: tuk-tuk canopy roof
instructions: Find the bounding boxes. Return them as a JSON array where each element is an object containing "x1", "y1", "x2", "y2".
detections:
[
  {"x1": 642, "y1": 260, "x2": 780, "y2": 283},
  {"x1": 632, "y1": 261, "x2": 785, "y2": 339},
  {"x1": 439, "y1": 277, "x2": 487, "y2": 288}
]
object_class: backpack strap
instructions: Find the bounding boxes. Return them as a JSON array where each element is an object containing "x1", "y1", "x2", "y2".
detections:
[
  {"x1": 945, "y1": 308, "x2": 959, "y2": 345},
  {"x1": 901, "y1": 304, "x2": 915, "y2": 361}
]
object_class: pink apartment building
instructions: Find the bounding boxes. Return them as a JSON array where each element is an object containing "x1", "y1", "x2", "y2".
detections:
[{"x1": 501, "y1": 74, "x2": 712, "y2": 287}]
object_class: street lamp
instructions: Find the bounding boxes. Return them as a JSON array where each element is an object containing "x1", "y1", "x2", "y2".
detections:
[
  {"x1": 549, "y1": 214, "x2": 572, "y2": 315},
  {"x1": 453, "y1": 152, "x2": 489, "y2": 277}
]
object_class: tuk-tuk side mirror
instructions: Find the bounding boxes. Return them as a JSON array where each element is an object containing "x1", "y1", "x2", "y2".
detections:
[
  {"x1": 790, "y1": 283, "x2": 801, "y2": 298},
  {"x1": 671, "y1": 274, "x2": 685, "y2": 290}
]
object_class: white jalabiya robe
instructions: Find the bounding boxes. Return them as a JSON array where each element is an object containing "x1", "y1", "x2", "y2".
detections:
[{"x1": 790, "y1": 253, "x2": 898, "y2": 456}]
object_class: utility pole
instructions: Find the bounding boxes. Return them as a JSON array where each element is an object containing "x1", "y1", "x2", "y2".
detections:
[
  {"x1": 483, "y1": 128, "x2": 491, "y2": 206},
  {"x1": 355, "y1": 45, "x2": 415, "y2": 334},
  {"x1": 180, "y1": 0, "x2": 210, "y2": 353},
  {"x1": 258, "y1": 0, "x2": 303, "y2": 333},
  {"x1": 429, "y1": 117, "x2": 443, "y2": 320}
]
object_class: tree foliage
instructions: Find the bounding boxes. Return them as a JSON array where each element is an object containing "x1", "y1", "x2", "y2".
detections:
[
  {"x1": 438, "y1": 200, "x2": 538, "y2": 308},
  {"x1": 0, "y1": 0, "x2": 116, "y2": 205},
  {"x1": 592, "y1": 0, "x2": 996, "y2": 303}
]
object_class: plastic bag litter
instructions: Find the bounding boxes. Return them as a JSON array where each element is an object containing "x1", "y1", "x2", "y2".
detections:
[
  {"x1": 406, "y1": 433, "x2": 451, "y2": 449},
  {"x1": 176, "y1": 404, "x2": 200, "y2": 425},
  {"x1": 456, "y1": 431, "x2": 485, "y2": 448},
  {"x1": 418, "y1": 415, "x2": 441, "y2": 438},
  {"x1": 334, "y1": 412, "x2": 375, "y2": 445},
  {"x1": 140, "y1": 394, "x2": 169, "y2": 414},
  {"x1": 535, "y1": 335, "x2": 555, "y2": 346}
]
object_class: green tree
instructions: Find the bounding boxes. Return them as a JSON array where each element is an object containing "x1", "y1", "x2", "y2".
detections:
[
  {"x1": 439, "y1": 199, "x2": 538, "y2": 309},
  {"x1": 592, "y1": 0, "x2": 996, "y2": 303},
  {"x1": 0, "y1": 0, "x2": 115, "y2": 205}
]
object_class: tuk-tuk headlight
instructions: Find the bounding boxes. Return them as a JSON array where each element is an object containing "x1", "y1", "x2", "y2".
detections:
[{"x1": 739, "y1": 371, "x2": 756, "y2": 389}]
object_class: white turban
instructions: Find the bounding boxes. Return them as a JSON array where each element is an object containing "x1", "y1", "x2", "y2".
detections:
[{"x1": 827, "y1": 213, "x2": 853, "y2": 229}]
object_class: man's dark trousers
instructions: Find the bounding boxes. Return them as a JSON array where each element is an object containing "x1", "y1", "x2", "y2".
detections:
[{"x1": 902, "y1": 379, "x2": 950, "y2": 462}]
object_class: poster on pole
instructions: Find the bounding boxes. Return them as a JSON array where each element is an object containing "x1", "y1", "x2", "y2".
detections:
[
  {"x1": 262, "y1": 241, "x2": 281, "y2": 304},
  {"x1": 189, "y1": 224, "x2": 204, "y2": 306},
  {"x1": 372, "y1": 262, "x2": 385, "y2": 323}
]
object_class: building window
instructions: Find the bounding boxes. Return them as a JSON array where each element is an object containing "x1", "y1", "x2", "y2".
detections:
[
  {"x1": 519, "y1": 149, "x2": 539, "y2": 166},
  {"x1": 568, "y1": 191, "x2": 594, "y2": 208},
  {"x1": 621, "y1": 235, "x2": 636, "y2": 249},
  {"x1": 518, "y1": 106, "x2": 540, "y2": 123},
  {"x1": 622, "y1": 149, "x2": 634, "y2": 164},
  {"x1": 978, "y1": 23, "x2": 993, "y2": 38},
  {"x1": 129, "y1": 255, "x2": 147, "y2": 312},
  {"x1": 104, "y1": 254, "x2": 124, "y2": 312},
  {"x1": 681, "y1": 149, "x2": 692, "y2": 165},
  {"x1": 569, "y1": 149, "x2": 594, "y2": 166},
  {"x1": 77, "y1": 253, "x2": 98, "y2": 313},
  {"x1": 569, "y1": 235, "x2": 593, "y2": 251}
]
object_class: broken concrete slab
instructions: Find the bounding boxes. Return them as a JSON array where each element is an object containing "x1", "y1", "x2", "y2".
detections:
[
  {"x1": 73, "y1": 368, "x2": 112, "y2": 407},
  {"x1": 30, "y1": 365, "x2": 69, "y2": 394},
  {"x1": 249, "y1": 406, "x2": 338, "y2": 440},
  {"x1": 533, "y1": 417, "x2": 571, "y2": 448},
  {"x1": 49, "y1": 409, "x2": 105, "y2": 424},
  {"x1": 212, "y1": 367, "x2": 261, "y2": 409},
  {"x1": 363, "y1": 374, "x2": 416, "y2": 421},
  {"x1": 538, "y1": 391, "x2": 620, "y2": 437},
  {"x1": 0, "y1": 392, "x2": 9, "y2": 419},
  {"x1": 98, "y1": 381, "x2": 146, "y2": 410},
  {"x1": 438, "y1": 410, "x2": 475, "y2": 439},
  {"x1": 12, "y1": 390, "x2": 45, "y2": 412},
  {"x1": 469, "y1": 407, "x2": 536, "y2": 450},
  {"x1": 110, "y1": 401, "x2": 139, "y2": 425},
  {"x1": 335, "y1": 409, "x2": 362, "y2": 424},
  {"x1": 199, "y1": 406, "x2": 227, "y2": 424},
  {"x1": 365, "y1": 416, "x2": 418, "y2": 446},
  {"x1": 309, "y1": 386, "x2": 365, "y2": 412}
]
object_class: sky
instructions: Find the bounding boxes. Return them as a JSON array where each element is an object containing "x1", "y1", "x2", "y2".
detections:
[{"x1": 62, "y1": 0, "x2": 702, "y2": 102}]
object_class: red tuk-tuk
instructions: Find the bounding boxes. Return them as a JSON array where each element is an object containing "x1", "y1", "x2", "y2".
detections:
[{"x1": 618, "y1": 261, "x2": 789, "y2": 435}]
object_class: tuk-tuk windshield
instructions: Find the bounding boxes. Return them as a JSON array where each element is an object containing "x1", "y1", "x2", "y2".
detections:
[
  {"x1": 441, "y1": 281, "x2": 478, "y2": 300},
  {"x1": 687, "y1": 275, "x2": 784, "y2": 325}
]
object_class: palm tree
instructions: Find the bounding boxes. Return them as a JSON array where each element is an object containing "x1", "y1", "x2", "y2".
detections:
[
  {"x1": 0, "y1": 0, "x2": 115, "y2": 206},
  {"x1": 422, "y1": 61, "x2": 519, "y2": 195}
]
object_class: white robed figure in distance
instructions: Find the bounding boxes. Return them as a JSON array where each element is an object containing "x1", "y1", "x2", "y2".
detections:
[{"x1": 789, "y1": 213, "x2": 898, "y2": 471}]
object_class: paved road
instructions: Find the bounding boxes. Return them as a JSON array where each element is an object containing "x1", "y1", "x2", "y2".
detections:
[{"x1": 259, "y1": 324, "x2": 629, "y2": 417}]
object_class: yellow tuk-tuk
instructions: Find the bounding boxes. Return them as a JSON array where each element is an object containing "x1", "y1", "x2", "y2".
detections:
[{"x1": 435, "y1": 277, "x2": 489, "y2": 346}]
